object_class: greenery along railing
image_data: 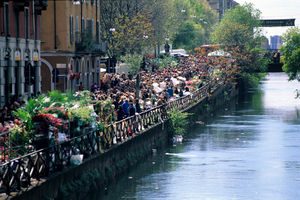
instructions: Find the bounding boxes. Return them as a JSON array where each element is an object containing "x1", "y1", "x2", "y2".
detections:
[{"x1": 0, "y1": 79, "x2": 223, "y2": 195}]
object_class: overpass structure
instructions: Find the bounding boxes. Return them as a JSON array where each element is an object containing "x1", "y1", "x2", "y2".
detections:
[{"x1": 259, "y1": 19, "x2": 295, "y2": 27}]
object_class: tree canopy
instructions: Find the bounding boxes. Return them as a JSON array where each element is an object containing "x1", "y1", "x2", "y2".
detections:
[
  {"x1": 172, "y1": 0, "x2": 217, "y2": 51},
  {"x1": 210, "y1": 3, "x2": 269, "y2": 76},
  {"x1": 281, "y1": 27, "x2": 300, "y2": 81},
  {"x1": 100, "y1": 0, "x2": 218, "y2": 58},
  {"x1": 210, "y1": 3, "x2": 262, "y2": 46}
]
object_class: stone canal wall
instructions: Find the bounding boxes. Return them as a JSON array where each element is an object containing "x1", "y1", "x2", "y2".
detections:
[
  {"x1": 3, "y1": 81, "x2": 238, "y2": 200},
  {"x1": 14, "y1": 123, "x2": 169, "y2": 200}
]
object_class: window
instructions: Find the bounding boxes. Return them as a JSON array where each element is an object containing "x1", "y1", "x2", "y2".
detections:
[
  {"x1": 4, "y1": 3, "x2": 9, "y2": 36},
  {"x1": 96, "y1": 21, "x2": 99, "y2": 42},
  {"x1": 81, "y1": 18, "x2": 85, "y2": 32},
  {"x1": 91, "y1": 0, "x2": 94, "y2": 6},
  {"x1": 25, "y1": 7, "x2": 29, "y2": 39},
  {"x1": 86, "y1": 19, "x2": 92, "y2": 38},
  {"x1": 86, "y1": 60, "x2": 90, "y2": 88},
  {"x1": 76, "y1": 16, "x2": 79, "y2": 42},
  {"x1": 91, "y1": 19, "x2": 94, "y2": 39},
  {"x1": 15, "y1": 10, "x2": 20, "y2": 38},
  {"x1": 70, "y1": 15, "x2": 74, "y2": 44}
]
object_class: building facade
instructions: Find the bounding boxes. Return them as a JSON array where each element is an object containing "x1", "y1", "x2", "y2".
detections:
[
  {"x1": 40, "y1": 0, "x2": 106, "y2": 93},
  {"x1": 0, "y1": 0, "x2": 47, "y2": 107},
  {"x1": 207, "y1": 0, "x2": 238, "y2": 21}
]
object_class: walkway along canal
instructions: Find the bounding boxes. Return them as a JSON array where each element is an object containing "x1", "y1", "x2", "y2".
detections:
[
  {"x1": 0, "y1": 74, "x2": 236, "y2": 199},
  {"x1": 91, "y1": 73, "x2": 300, "y2": 200}
]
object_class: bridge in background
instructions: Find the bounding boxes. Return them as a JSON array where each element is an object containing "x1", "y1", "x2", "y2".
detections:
[{"x1": 259, "y1": 19, "x2": 295, "y2": 27}]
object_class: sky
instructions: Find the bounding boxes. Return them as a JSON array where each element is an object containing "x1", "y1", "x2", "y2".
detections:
[{"x1": 234, "y1": 0, "x2": 300, "y2": 39}]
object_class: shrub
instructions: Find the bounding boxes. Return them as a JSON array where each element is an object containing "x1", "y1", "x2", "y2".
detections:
[{"x1": 168, "y1": 109, "x2": 192, "y2": 135}]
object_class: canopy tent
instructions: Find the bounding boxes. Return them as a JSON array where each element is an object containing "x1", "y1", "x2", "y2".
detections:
[{"x1": 207, "y1": 50, "x2": 231, "y2": 57}]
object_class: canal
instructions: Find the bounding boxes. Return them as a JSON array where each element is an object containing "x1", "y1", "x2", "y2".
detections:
[{"x1": 91, "y1": 73, "x2": 300, "y2": 200}]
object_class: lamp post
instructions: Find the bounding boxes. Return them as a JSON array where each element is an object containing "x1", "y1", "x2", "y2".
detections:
[
  {"x1": 164, "y1": 37, "x2": 170, "y2": 56},
  {"x1": 108, "y1": 27, "x2": 116, "y2": 73}
]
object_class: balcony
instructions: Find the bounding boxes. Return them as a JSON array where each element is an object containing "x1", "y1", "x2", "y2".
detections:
[
  {"x1": 13, "y1": 0, "x2": 30, "y2": 10},
  {"x1": 92, "y1": 42, "x2": 107, "y2": 55},
  {"x1": 35, "y1": 0, "x2": 48, "y2": 15},
  {"x1": 75, "y1": 41, "x2": 106, "y2": 55}
]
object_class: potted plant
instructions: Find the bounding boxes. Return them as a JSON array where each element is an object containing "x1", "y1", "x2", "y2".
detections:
[{"x1": 32, "y1": 113, "x2": 63, "y2": 149}]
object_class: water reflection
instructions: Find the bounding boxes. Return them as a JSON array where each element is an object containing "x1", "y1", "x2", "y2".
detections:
[{"x1": 91, "y1": 73, "x2": 300, "y2": 200}]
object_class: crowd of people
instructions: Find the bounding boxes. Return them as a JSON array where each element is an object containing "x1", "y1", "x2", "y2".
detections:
[
  {"x1": 0, "y1": 54, "x2": 227, "y2": 127},
  {"x1": 91, "y1": 55, "x2": 220, "y2": 121}
]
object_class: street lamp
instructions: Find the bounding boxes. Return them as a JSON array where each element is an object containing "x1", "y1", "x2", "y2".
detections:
[
  {"x1": 165, "y1": 37, "x2": 170, "y2": 55},
  {"x1": 108, "y1": 27, "x2": 116, "y2": 73}
]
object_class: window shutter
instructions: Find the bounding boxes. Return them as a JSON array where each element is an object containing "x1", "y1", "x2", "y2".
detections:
[
  {"x1": 76, "y1": 16, "x2": 79, "y2": 42},
  {"x1": 96, "y1": 21, "x2": 99, "y2": 42},
  {"x1": 81, "y1": 18, "x2": 85, "y2": 33},
  {"x1": 70, "y1": 15, "x2": 74, "y2": 44},
  {"x1": 25, "y1": 7, "x2": 29, "y2": 39},
  {"x1": 92, "y1": 19, "x2": 94, "y2": 40}
]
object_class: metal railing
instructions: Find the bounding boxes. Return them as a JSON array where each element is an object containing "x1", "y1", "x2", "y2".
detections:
[{"x1": 0, "y1": 79, "x2": 223, "y2": 195}]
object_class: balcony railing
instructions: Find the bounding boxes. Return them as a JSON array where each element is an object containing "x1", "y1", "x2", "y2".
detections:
[
  {"x1": 75, "y1": 41, "x2": 106, "y2": 55},
  {"x1": 13, "y1": 0, "x2": 30, "y2": 9},
  {"x1": 35, "y1": 0, "x2": 48, "y2": 15},
  {"x1": 92, "y1": 42, "x2": 107, "y2": 54}
]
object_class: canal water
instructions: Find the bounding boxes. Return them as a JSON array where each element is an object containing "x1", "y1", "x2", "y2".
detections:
[{"x1": 91, "y1": 73, "x2": 300, "y2": 200}]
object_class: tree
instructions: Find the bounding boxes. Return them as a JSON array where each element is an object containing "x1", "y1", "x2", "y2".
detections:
[
  {"x1": 108, "y1": 13, "x2": 155, "y2": 58},
  {"x1": 100, "y1": 0, "x2": 172, "y2": 58},
  {"x1": 210, "y1": 3, "x2": 269, "y2": 77},
  {"x1": 171, "y1": 0, "x2": 217, "y2": 51},
  {"x1": 120, "y1": 53, "x2": 143, "y2": 74},
  {"x1": 281, "y1": 27, "x2": 300, "y2": 81}
]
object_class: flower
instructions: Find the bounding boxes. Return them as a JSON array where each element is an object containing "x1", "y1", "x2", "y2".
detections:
[
  {"x1": 43, "y1": 97, "x2": 50, "y2": 103},
  {"x1": 75, "y1": 72, "x2": 81, "y2": 79},
  {"x1": 32, "y1": 113, "x2": 63, "y2": 128}
]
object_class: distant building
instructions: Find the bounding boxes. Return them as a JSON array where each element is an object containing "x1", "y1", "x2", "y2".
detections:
[
  {"x1": 207, "y1": 0, "x2": 239, "y2": 21},
  {"x1": 270, "y1": 35, "x2": 282, "y2": 50},
  {"x1": 40, "y1": 0, "x2": 106, "y2": 93},
  {"x1": 0, "y1": 0, "x2": 47, "y2": 107}
]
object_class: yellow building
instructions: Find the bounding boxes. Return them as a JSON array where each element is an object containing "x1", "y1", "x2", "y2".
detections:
[{"x1": 41, "y1": 0, "x2": 105, "y2": 92}]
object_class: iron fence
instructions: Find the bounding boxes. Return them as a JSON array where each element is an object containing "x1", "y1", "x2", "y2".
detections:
[{"x1": 0, "y1": 79, "x2": 223, "y2": 195}]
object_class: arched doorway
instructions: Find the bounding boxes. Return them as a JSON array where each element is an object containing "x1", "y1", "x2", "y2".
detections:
[
  {"x1": 40, "y1": 58, "x2": 53, "y2": 93},
  {"x1": 86, "y1": 59, "x2": 90, "y2": 90}
]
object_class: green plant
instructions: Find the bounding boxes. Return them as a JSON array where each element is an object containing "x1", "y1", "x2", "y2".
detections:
[
  {"x1": 70, "y1": 107, "x2": 94, "y2": 126},
  {"x1": 95, "y1": 99, "x2": 116, "y2": 124},
  {"x1": 9, "y1": 123, "x2": 33, "y2": 156},
  {"x1": 281, "y1": 27, "x2": 300, "y2": 81},
  {"x1": 168, "y1": 108, "x2": 192, "y2": 135},
  {"x1": 152, "y1": 56, "x2": 178, "y2": 70},
  {"x1": 48, "y1": 90, "x2": 66, "y2": 107},
  {"x1": 13, "y1": 96, "x2": 47, "y2": 131},
  {"x1": 73, "y1": 90, "x2": 92, "y2": 106},
  {"x1": 120, "y1": 53, "x2": 143, "y2": 74}
]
